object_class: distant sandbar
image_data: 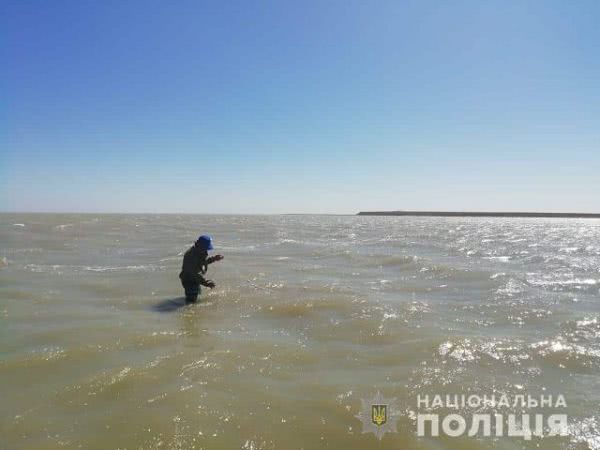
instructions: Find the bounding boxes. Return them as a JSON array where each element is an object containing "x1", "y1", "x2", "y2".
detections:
[{"x1": 357, "y1": 211, "x2": 600, "y2": 218}]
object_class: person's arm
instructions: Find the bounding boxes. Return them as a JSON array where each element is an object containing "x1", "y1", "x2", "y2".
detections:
[
  {"x1": 206, "y1": 254, "x2": 224, "y2": 265},
  {"x1": 197, "y1": 273, "x2": 216, "y2": 289}
]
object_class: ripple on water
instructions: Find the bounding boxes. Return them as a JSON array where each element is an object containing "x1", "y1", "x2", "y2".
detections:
[
  {"x1": 530, "y1": 338, "x2": 600, "y2": 370},
  {"x1": 568, "y1": 416, "x2": 600, "y2": 450},
  {"x1": 437, "y1": 339, "x2": 531, "y2": 366},
  {"x1": 259, "y1": 298, "x2": 354, "y2": 319},
  {"x1": 526, "y1": 272, "x2": 599, "y2": 294},
  {"x1": 429, "y1": 323, "x2": 600, "y2": 379},
  {"x1": 22, "y1": 263, "x2": 167, "y2": 274}
]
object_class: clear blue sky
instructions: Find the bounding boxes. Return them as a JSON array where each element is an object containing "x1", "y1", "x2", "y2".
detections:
[{"x1": 1, "y1": 0, "x2": 599, "y2": 214}]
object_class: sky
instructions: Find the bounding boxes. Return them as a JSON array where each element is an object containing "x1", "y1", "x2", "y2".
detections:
[{"x1": 1, "y1": 0, "x2": 599, "y2": 214}]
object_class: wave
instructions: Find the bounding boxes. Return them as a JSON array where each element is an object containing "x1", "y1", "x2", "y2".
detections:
[
  {"x1": 526, "y1": 273, "x2": 599, "y2": 293},
  {"x1": 325, "y1": 252, "x2": 419, "y2": 268},
  {"x1": 369, "y1": 255, "x2": 418, "y2": 267},
  {"x1": 23, "y1": 264, "x2": 167, "y2": 273},
  {"x1": 83, "y1": 265, "x2": 166, "y2": 273},
  {"x1": 259, "y1": 298, "x2": 354, "y2": 319},
  {"x1": 568, "y1": 416, "x2": 600, "y2": 450},
  {"x1": 530, "y1": 338, "x2": 600, "y2": 370},
  {"x1": 54, "y1": 223, "x2": 74, "y2": 230},
  {"x1": 483, "y1": 256, "x2": 511, "y2": 262},
  {"x1": 562, "y1": 316, "x2": 600, "y2": 341},
  {"x1": 434, "y1": 333, "x2": 600, "y2": 372}
]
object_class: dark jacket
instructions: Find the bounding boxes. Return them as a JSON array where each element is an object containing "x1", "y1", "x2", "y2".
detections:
[{"x1": 179, "y1": 245, "x2": 208, "y2": 285}]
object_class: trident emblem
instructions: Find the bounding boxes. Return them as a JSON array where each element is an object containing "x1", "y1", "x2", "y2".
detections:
[
  {"x1": 372, "y1": 404, "x2": 387, "y2": 426},
  {"x1": 355, "y1": 391, "x2": 400, "y2": 440}
]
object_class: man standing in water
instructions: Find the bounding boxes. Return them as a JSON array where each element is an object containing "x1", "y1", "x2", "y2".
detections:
[{"x1": 179, "y1": 235, "x2": 224, "y2": 303}]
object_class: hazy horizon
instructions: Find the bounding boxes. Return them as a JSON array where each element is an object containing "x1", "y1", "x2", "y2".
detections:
[
  {"x1": 2, "y1": 208, "x2": 600, "y2": 216},
  {"x1": 2, "y1": 1, "x2": 599, "y2": 214}
]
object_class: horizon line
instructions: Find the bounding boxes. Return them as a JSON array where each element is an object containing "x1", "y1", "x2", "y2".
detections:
[
  {"x1": 358, "y1": 210, "x2": 600, "y2": 218},
  {"x1": 0, "y1": 210, "x2": 354, "y2": 216},
  {"x1": 1, "y1": 210, "x2": 600, "y2": 218}
]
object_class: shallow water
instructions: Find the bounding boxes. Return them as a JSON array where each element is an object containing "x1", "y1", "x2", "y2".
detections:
[{"x1": 1, "y1": 214, "x2": 600, "y2": 449}]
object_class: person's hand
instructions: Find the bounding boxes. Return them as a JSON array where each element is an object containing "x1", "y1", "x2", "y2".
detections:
[
  {"x1": 213, "y1": 254, "x2": 224, "y2": 262},
  {"x1": 204, "y1": 280, "x2": 216, "y2": 289}
]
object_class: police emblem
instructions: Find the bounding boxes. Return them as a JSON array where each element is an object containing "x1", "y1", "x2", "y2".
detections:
[
  {"x1": 355, "y1": 391, "x2": 400, "y2": 440},
  {"x1": 372, "y1": 404, "x2": 387, "y2": 426}
]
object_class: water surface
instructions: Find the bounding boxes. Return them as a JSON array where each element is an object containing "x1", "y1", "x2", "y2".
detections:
[{"x1": 1, "y1": 214, "x2": 599, "y2": 449}]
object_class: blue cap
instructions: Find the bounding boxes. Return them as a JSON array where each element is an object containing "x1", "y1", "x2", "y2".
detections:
[{"x1": 196, "y1": 235, "x2": 214, "y2": 250}]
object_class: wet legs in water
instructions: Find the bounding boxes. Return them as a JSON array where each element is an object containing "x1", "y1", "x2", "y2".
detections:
[{"x1": 183, "y1": 283, "x2": 200, "y2": 304}]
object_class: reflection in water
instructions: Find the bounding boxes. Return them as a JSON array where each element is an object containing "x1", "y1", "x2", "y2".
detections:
[{"x1": 152, "y1": 297, "x2": 188, "y2": 312}]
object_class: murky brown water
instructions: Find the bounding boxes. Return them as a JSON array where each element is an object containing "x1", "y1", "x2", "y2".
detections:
[{"x1": 1, "y1": 214, "x2": 599, "y2": 449}]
